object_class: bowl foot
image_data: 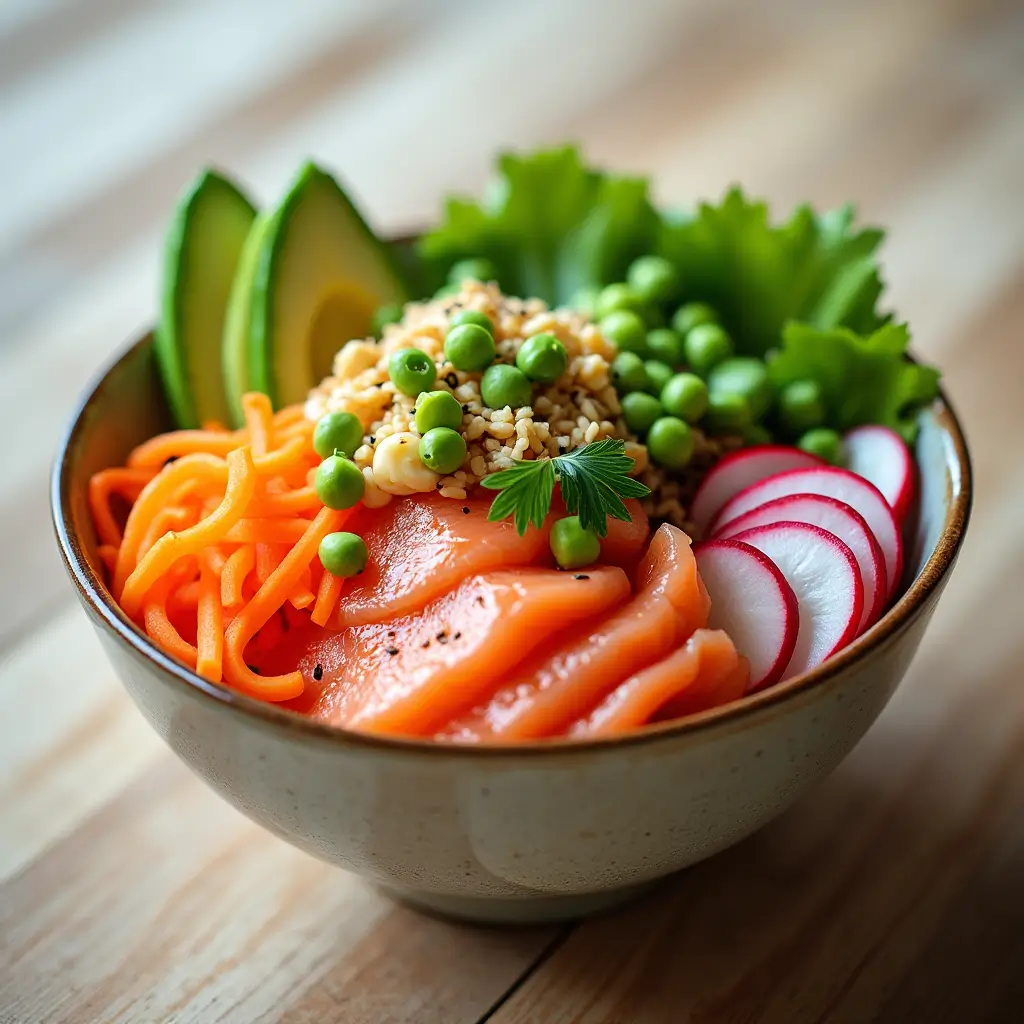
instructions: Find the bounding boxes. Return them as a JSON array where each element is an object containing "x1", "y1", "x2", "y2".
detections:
[{"x1": 379, "y1": 877, "x2": 662, "y2": 925}]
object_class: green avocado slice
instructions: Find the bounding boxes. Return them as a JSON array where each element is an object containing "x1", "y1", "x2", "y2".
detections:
[
  {"x1": 155, "y1": 170, "x2": 257, "y2": 428},
  {"x1": 222, "y1": 212, "x2": 273, "y2": 427},
  {"x1": 248, "y1": 162, "x2": 408, "y2": 409}
]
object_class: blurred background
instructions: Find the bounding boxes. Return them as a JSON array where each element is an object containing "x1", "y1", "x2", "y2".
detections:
[{"x1": 1, "y1": 0, "x2": 1023, "y2": 1019}]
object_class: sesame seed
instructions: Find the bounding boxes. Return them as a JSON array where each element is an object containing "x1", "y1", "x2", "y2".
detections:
[
  {"x1": 313, "y1": 663, "x2": 323, "y2": 681},
  {"x1": 386, "y1": 646, "x2": 399, "y2": 657},
  {"x1": 574, "y1": 574, "x2": 590, "y2": 580},
  {"x1": 462, "y1": 506, "x2": 470, "y2": 514}
]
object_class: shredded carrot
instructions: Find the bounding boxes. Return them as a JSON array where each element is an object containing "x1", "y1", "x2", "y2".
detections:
[
  {"x1": 121, "y1": 447, "x2": 257, "y2": 618},
  {"x1": 196, "y1": 564, "x2": 224, "y2": 682},
  {"x1": 311, "y1": 569, "x2": 344, "y2": 627},
  {"x1": 89, "y1": 395, "x2": 357, "y2": 699},
  {"x1": 97, "y1": 544, "x2": 118, "y2": 576},
  {"x1": 114, "y1": 453, "x2": 228, "y2": 597},
  {"x1": 221, "y1": 545, "x2": 255, "y2": 608},
  {"x1": 226, "y1": 519, "x2": 311, "y2": 546},
  {"x1": 223, "y1": 507, "x2": 345, "y2": 701},
  {"x1": 128, "y1": 429, "x2": 245, "y2": 468},
  {"x1": 143, "y1": 577, "x2": 199, "y2": 669},
  {"x1": 242, "y1": 392, "x2": 273, "y2": 457},
  {"x1": 88, "y1": 467, "x2": 159, "y2": 546}
]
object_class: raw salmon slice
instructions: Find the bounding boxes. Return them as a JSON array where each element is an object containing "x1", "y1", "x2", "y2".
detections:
[
  {"x1": 302, "y1": 565, "x2": 630, "y2": 736},
  {"x1": 442, "y1": 525, "x2": 710, "y2": 742},
  {"x1": 569, "y1": 629, "x2": 747, "y2": 738},
  {"x1": 336, "y1": 494, "x2": 550, "y2": 628},
  {"x1": 596, "y1": 498, "x2": 650, "y2": 568}
]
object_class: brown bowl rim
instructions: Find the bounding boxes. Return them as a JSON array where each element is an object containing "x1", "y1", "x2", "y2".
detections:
[{"x1": 52, "y1": 330, "x2": 972, "y2": 757}]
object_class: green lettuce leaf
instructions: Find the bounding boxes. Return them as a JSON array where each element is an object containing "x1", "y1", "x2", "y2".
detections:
[
  {"x1": 656, "y1": 189, "x2": 889, "y2": 355},
  {"x1": 418, "y1": 147, "x2": 658, "y2": 305},
  {"x1": 768, "y1": 321, "x2": 940, "y2": 441}
]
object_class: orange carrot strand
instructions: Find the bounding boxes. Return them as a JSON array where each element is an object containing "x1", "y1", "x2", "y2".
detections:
[
  {"x1": 221, "y1": 545, "x2": 255, "y2": 608},
  {"x1": 311, "y1": 570, "x2": 344, "y2": 627},
  {"x1": 242, "y1": 392, "x2": 274, "y2": 457},
  {"x1": 196, "y1": 564, "x2": 224, "y2": 682}
]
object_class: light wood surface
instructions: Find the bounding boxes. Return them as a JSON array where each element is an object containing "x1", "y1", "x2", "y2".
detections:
[{"x1": 1, "y1": 0, "x2": 1022, "y2": 1020}]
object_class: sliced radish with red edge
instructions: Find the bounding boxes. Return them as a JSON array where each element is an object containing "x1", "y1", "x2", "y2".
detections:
[
  {"x1": 690, "y1": 445, "x2": 824, "y2": 536},
  {"x1": 712, "y1": 466, "x2": 903, "y2": 601},
  {"x1": 694, "y1": 540, "x2": 798, "y2": 692},
  {"x1": 729, "y1": 522, "x2": 863, "y2": 679},
  {"x1": 843, "y1": 425, "x2": 915, "y2": 524},
  {"x1": 712, "y1": 493, "x2": 887, "y2": 634}
]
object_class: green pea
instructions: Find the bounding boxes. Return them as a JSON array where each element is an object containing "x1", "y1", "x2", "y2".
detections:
[
  {"x1": 516, "y1": 333, "x2": 568, "y2": 383},
  {"x1": 707, "y1": 357, "x2": 774, "y2": 420},
  {"x1": 600, "y1": 310, "x2": 647, "y2": 354},
  {"x1": 414, "y1": 390, "x2": 464, "y2": 434},
  {"x1": 388, "y1": 347, "x2": 437, "y2": 397},
  {"x1": 779, "y1": 379, "x2": 825, "y2": 433},
  {"x1": 611, "y1": 351, "x2": 649, "y2": 393},
  {"x1": 627, "y1": 255, "x2": 680, "y2": 304},
  {"x1": 647, "y1": 416, "x2": 695, "y2": 469},
  {"x1": 319, "y1": 531, "x2": 369, "y2": 578},
  {"x1": 744, "y1": 423, "x2": 774, "y2": 446},
  {"x1": 447, "y1": 257, "x2": 497, "y2": 284},
  {"x1": 568, "y1": 286, "x2": 601, "y2": 319},
  {"x1": 622, "y1": 391, "x2": 663, "y2": 435},
  {"x1": 594, "y1": 283, "x2": 645, "y2": 320},
  {"x1": 705, "y1": 392, "x2": 751, "y2": 435},
  {"x1": 314, "y1": 454, "x2": 366, "y2": 511},
  {"x1": 683, "y1": 323, "x2": 734, "y2": 376},
  {"x1": 449, "y1": 309, "x2": 494, "y2": 335},
  {"x1": 660, "y1": 372, "x2": 709, "y2": 423},
  {"x1": 313, "y1": 411, "x2": 363, "y2": 459},
  {"x1": 418, "y1": 427, "x2": 467, "y2": 474},
  {"x1": 550, "y1": 516, "x2": 601, "y2": 570},
  {"x1": 371, "y1": 303, "x2": 403, "y2": 337},
  {"x1": 444, "y1": 323, "x2": 496, "y2": 372},
  {"x1": 481, "y1": 363, "x2": 532, "y2": 410},
  {"x1": 672, "y1": 301, "x2": 718, "y2": 337},
  {"x1": 798, "y1": 427, "x2": 843, "y2": 465},
  {"x1": 644, "y1": 360, "x2": 673, "y2": 396},
  {"x1": 645, "y1": 328, "x2": 684, "y2": 367}
]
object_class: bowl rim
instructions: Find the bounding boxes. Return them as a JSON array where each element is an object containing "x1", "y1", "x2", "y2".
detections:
[{"x1": 52, "y1": 330, "x2": 972, "y2": 757}]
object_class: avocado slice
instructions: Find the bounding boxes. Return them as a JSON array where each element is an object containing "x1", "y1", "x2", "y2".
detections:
[
  {"x1": 248, "y1": 162, "x2": 408, "y2": 409},
  {"x1": 155, "y1": 170, "x2": 257, "y2": 428},
  {"x1": 222, "y1": 212, "x2": 273, "y2": 427}
]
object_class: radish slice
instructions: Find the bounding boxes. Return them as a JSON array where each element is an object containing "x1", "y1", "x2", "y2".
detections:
[
  {"x1": 843, "y1": 425, "x2": 915, "y2": 524},
  {"x1": 712, "y1": 466, "x2": 903, "y2": 601},
  {"x1": 690, "y1": 445, "x2": 824, "y2": 536},
  {"x1": 729, "y1": 522, "x2": 863, "y2": 679},
  {"x1": 712, "y1": 493, "x2": 887, "y2": 634},
  {"x1": 694, "y1": 540, "x2": 798, "y2": 691}
]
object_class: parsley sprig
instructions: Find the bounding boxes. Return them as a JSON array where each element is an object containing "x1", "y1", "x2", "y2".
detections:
[{"x1": 480, "y1": 439, "x2": 650, "y2": 537}]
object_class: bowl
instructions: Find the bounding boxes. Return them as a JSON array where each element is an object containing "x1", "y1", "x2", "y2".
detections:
[{"x1": 52, "y1": 331, "x2": 971, "y2": 924}]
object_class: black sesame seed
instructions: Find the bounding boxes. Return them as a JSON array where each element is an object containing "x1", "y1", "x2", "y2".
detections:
[
  {"x1": 387, "y1": 630, "x2": 396, "y2": 639},
  {"x1": 475, "y1": 595, "x2": 485, "y2": 606},
  {"x1": 462, "y1": 506, "x2": 470, "y2": 515},
  {"x1": 313, "y1": 663, "x2": 323, "y2": 681},
  {"x1": 445, "y1": 372, "x2": 459, "y2": 388},
  {"x1": 421, "y1": 639, "x2": 430, "y2": 648},
  {"x1": 436, "y1": 630, "x2": 448, "y2": 643},
  {"x1": 386, "y1": 646, "x2": 399, "y2": 657},
  {"x1": 453, "y1": 631, "x2": 462, "y2": 640},
  {"x1": 574, "y1": 574, "x2": 590, "y2": 580},
  {"x1": 369, "y1": 435, "x2": 376, "y2": 444}
]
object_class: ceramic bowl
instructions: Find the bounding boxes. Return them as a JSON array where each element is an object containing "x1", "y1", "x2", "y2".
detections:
[{"x1": 52, "y1": 332, "x2": 971, "y2": 924}]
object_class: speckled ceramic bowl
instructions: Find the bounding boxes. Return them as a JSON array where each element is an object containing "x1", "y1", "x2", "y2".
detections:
[{"x1": 52, "y1": 332, "x2": 971, "y2": 923}]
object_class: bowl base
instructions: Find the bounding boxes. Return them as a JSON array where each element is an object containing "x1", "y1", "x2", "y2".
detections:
[{"x1": 379, "y1": 877, "x2": 662, "y2": 924}]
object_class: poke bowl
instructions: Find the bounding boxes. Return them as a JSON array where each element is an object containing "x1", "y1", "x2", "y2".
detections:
[{"x1": 52, "y1": 149, "x2": 971, "y2": 923}]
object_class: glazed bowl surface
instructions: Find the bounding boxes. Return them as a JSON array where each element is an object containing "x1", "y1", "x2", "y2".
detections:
[{"x1": 52, "y1": 331, "x2": 971, "y2": 923}]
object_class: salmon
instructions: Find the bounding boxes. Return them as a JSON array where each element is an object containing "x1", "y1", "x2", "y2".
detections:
[
  {"x1": 595, "y1": 498, "x2": 650, "y2": 569},
  {"x1": 569, "y1": 630, "x2": 747, "y2": 738},
  {"x1": 442, "y1": 525, "x2": 710, "y2": 742},
  {"x1": 336, "y1": 494, "x2": 550, "y2": 628},
  {"x1": 300, "y1": 565, "x2": 631, "y2": 736}
]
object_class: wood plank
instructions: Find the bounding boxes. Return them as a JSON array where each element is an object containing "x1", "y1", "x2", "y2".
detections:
[{"x1": 0, "y1": 758, "x2": 559, "y2": 1023}]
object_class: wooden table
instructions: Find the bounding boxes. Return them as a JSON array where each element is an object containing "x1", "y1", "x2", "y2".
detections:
[{"x1": 1, "y1": 0, "x2": 1022, "y2": 1020}]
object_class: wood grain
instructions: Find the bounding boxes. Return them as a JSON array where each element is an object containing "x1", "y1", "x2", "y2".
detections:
[{"x1": 0, "y1": 0, "x2": 1022, "y2": 1019}]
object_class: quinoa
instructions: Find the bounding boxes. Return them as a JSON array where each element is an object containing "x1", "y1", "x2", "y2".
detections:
[{"x1": 305, "y1": 279, "x2": 731, "y2": 523}]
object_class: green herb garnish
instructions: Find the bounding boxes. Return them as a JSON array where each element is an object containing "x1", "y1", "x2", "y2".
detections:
[{"x1": 481, "y1": 439, "x2": 650, "y2": 537}]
